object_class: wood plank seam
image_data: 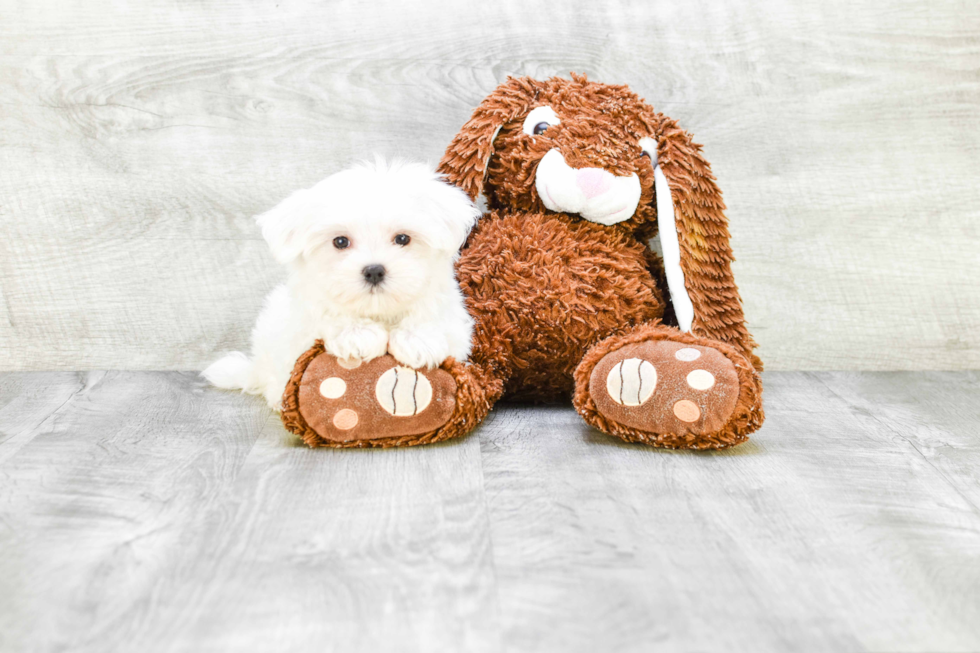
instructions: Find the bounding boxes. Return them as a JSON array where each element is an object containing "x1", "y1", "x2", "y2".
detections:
[
  {"x1": 808, "y1": 371, "x2": 980, "y2": 518},
  {"x1": 0, "y1": 373, "x2": 89, "y2": 467}
]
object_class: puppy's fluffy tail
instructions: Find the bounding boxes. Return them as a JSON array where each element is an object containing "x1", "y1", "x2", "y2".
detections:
[{"x1": 202, "y1": 352, "x2": 253, "y2": 390}]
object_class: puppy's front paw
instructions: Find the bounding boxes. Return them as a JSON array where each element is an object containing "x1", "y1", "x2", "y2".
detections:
[
  {"x1": 325, "y1": 323, "x2": 389, "y2": 363},
  {"x1": 388, "y1": 328, "x2": 449, "y2": 370}
]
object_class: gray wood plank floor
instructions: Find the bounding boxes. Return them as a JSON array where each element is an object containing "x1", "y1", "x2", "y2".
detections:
[{"x1": 1, "y1": 371, "x2": 978, "y2": 653}]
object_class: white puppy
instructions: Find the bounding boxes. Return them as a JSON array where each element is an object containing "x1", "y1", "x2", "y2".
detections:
[{"x1": 203, "y1": 158, "x2": 479, "y2": 409}]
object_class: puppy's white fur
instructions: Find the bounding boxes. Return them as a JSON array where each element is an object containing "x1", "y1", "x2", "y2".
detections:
[{"x1": 203, "y1": 158, "x2": 479, "y2": 409}]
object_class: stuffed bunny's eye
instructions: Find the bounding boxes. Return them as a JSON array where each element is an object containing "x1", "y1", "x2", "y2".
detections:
[{"x1": 522, "y1": 106, "x2": 561, "y2": 137}]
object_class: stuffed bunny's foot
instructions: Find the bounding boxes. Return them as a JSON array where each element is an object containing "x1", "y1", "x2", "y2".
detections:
[
  {"x1": 591, "y1": 339, "x2": 739, "y2": 433},
  {"x1": 574, "y1": 326, "x2": 763, "y2": 449},
  {"x1": 281, "y1": 342, "x2": 480, "y2": 447}
]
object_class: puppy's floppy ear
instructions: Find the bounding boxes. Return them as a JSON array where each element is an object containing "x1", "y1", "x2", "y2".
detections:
[
  {"x1": 649, "y1": 117, "x2": 762, "y2": 371},
  {"x1": 437, "y1": 76, "x2": 541, "y2": 201},
  {"x1": 419, "y1": 176, "x2": 482, "y2": 253},
  {"x1": 255, "y1": 187, "x2": 316, "y2": 264}
]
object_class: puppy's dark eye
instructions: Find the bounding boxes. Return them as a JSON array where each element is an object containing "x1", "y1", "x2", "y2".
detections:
[
  {"x1": 393, "y1": 233, "x2": 411, "y2": 246},
  {"x1": 639, "y1": 151, "x2": 650, "y2": 159},
  {"x1": 333, "y1": 236, "x2": 350, "y2": 249},
  {"x1": 533, "y1": 122, "x2": 550, "y2": 135}
]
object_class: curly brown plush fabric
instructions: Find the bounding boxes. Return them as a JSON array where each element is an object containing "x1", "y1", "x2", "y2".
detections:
[
  {"x1": 438, "y1": 74, "x2": 765, "y2": 448},
  {"x1": 458, "y1": 210, "x2": 665, "y2": 401},
  {"x1": 285, "y1": 73, "x2": 764, "y2": 449}
]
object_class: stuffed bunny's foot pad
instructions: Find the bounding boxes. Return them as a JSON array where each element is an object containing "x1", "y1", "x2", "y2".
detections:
[
  {"x1": 287, "y1": 349, "x2": 457, "y2": 446},
  {"x1": 589, "y1": 340, "x2": 739, "y2": 437}
]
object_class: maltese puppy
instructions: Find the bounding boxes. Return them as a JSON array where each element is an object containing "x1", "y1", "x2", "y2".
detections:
[{"x1": 203, "y1": 158, "x2": 479, "y2": 409}]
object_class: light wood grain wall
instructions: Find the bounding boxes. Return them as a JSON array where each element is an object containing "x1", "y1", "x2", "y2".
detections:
[{"x1": 1, "y1": 0, "x2": 978, "y2": 371}]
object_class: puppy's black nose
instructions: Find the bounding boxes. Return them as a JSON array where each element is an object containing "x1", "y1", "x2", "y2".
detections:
[{"x1": 362, "y1": 264, "x2": 386, "y2": 286}]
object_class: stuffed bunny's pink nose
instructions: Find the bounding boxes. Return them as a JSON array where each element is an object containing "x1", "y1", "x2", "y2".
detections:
[{"x1": 576, "y1": 168, "x2": 614, "y2": 199}]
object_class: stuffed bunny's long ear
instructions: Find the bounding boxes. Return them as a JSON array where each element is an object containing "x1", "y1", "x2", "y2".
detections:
[
  {"x1": 649, "y1": 121, "x2": 762, "y2": 370},
  {"x1": 437, "y1": 77, "x2": 539, "y2": 201}
]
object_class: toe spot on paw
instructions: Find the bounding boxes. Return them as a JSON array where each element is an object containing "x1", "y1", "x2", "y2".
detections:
[
  {"x1": 675, "y1": 348, "x2": 701, "y2": 362},
  {"x1": 606, "y1": 358, "x2": 657, "y2": 406},
  {"x1": 376, "y1": 367, "x2": 433, "y2": 416},
  {"x1": 686, "y1": 369, "x2": 715, "y2": 390},
  {"x1": 332, "y1": 409, "x2": 359, "y2": 430},
  {"x1": 673, "y1": 400, "x2": 701, "y2": 423},
  {"x1": 319, "y1": 377, "x2": 346, "y2": 399},
  {"x1": 337, "y1": 357, "x2": 362, "y2": 370}
]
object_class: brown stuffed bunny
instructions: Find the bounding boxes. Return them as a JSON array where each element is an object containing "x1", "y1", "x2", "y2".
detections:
[{"x1": 282, "y1": 74, "x2": 764, "y2": 449}]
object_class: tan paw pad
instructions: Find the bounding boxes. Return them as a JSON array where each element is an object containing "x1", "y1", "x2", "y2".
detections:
[
  {"x1": 375, "y1": 367, "x2": 433, "y2": 416},
  {"x1": 332, "y1": 409, "x2": 359, "y2": 430},
  {"x1": 686, "y1": 369, "x2": 715, "y2": 390},
  {"x1": 319, "y1": 377, "x2": 346, "y2": 399},
  {"x1": 672, "y1": 400, "x2": 701, "y2": 422},
  {"x1": 605, "y1": 358, "x2": 657, "y2": 406},
  {"x1": 675, "y1": 348, "x2": 701, "y2": 362}
]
